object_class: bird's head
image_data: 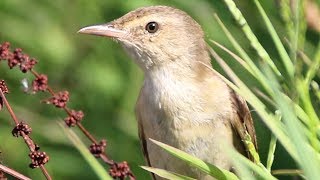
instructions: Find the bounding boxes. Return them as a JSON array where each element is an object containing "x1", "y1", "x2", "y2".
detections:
[{"x1": 79, "y1": 6, "x2": 210, "y2": 72}]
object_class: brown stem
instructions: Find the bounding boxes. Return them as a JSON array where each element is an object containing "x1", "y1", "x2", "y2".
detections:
[
  {"x1": 0, "y1": 85, "x2": 52, "y2": 180},
  {"x1": 40, "y1": 165, "x2": 52, "y2": 180},
  {"x1": 99, "y1": 154, "x2": 114, "y2": 165},
  {"x1": 0, "y1": 88, "x2": 19, "y2": 125},
  {"x1": 21, "y1": 132, "x2": 36, "y2": 152},
  {"x1": 76, "y1": 122, "x2": 98, "y2": 144},
  {"x1": 0, "y1": 164, "x2": 31, "y2": 180},
  {"x1": 30, "y1": 69, "x2": 135, "y2": 178}
]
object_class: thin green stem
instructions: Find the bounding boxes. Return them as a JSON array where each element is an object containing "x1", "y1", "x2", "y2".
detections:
[
  {"x1": 222, "y1": 0, "x2": 282, "y2": 77},
  {"x1": 266, "y1": 111, "x2": 281, "y2": 171},
  {"x1": 212, "y1": 15, "x2": 273, "y2": 96},
  {"x1": 305, "y1": 41, "x2": 320, "y2": 84},
  {"x1": 253, "y1": 0, "x2": 294, "y2": 79}
]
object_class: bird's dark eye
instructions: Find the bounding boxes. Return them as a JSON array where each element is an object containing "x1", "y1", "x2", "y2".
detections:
[{"x1": 145, "y1": 22, "x2": 159, "y2": 33}]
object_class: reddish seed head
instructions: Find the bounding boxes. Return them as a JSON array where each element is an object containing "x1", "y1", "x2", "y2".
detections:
[
  {"x1": 0, "y1": 42, "x2": 10, "y2": 60},
  {"x1": 29, "y1": 151, "x2": 49, "y2": 168},
  {"x1": 64, "y1": 110, "x2": 84, "y2": 127},
  {"x1": 32, "y1": 74, "x2": 48, "y2": 92},
  {"x1": 0, "y1": 80, "x2": 9, "y2": 94},
  {"x1": 109, "y1": 161, "x2": 131, "y2": 179},
  {"x1": 0, "y1": 44, "x2": 38, "y2": 72},
  {"x1": 48, "y1": 91, "x2": 69, "y2": 108},
  {"x1": 89, "y1": 140, "x2": 107, "y2": 157},
  {"x1": 12, "y1": 122, "x2": 32, "y2": 137},
  {"x1": 20, "y1": 57, "x2": 38, "y2": 73},
  {"x1": 8, "y1": 48, "x2": 24, "y2": 69}
]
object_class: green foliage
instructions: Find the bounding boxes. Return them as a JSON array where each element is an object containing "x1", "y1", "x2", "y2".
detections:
[
  {"x1": 149, "y1": 139, "x2": 239, "y2": 180},
  {"x1": 141, "y1": 166, "x2": 196, "y2": 180},
  {"x1": 61, "y1": 123, "x2": 112, "y2": 180},
  {"x1": 144, "y1": 0, "x2": 320, "y2": 179}
]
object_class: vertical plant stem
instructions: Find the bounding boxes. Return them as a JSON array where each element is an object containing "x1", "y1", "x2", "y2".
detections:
[
  {"x1": 222, "y1": 0, "x2": 282, "y2": 77},
  {"x1": 0, "y1": 89, "x2": 19, "y2": 125},
  {"x1": 266, "y1": 111, "x2": 281, "y2": 171},
  {"x1": 253, "y1": 0, "x2": 295, "y2": 79},
  {"x1": 40, "y1": 166, "x2": 52, "y2": 180}
]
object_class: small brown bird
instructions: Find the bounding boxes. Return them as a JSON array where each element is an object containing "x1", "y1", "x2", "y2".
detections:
[{"x1": 79, "y1": 6, "x2": 257, "y2": 179}]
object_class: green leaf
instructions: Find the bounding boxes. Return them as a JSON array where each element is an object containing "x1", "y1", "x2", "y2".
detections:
[
  {"x1": 141, "y1": 166, "x2": 196, "y2": 180},
  {"x1": 222, "y1": 0, "x2": 282, "y2": 77},
  {"x1": 60, "y1": 123, "x2": 112, "y2": 180},
  {"x1": 207, "y1": 47, "x2": 298, "y2": 161},
  {"x1": 228, "y1": 149, "x2": 277, "y2": 180},
  {"x1": 149, "y1": 139, "x2": 239, "y2": 180},
  {"x1": 253, "y1": 0, "x2": 294, "y2": 79},
  {"x1": 263, "y1": 67, "x2": 320, "y2": 179},
  {"x1": 266, "y1": 111, "x2": 281, "y2": 171}
]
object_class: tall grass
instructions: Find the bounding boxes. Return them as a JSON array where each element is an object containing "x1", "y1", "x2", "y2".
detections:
[{"x1": 143, "y1": 0, "x2": 320, "y2": 179}]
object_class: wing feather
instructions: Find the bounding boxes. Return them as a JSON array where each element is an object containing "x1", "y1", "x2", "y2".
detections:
[
  {"x1": 230, "y1": 90, "x2": 258, "y2": 159},
  {"x1": 135, "y1": 91, "x2": 156, "y2": 179}
]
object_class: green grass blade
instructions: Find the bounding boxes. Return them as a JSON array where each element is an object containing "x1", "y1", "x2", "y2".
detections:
[
  {"x1": 60, "y1": 123, "x2": 112, "y2": 180},
  {"x1": 209, "y1": 39, "x2": 272, "y2": 95},
  {"x1": 210, "y1": 39, "x2": 253, "y2": 74},
  {"x1": 296, "y1": 79, "x2": 320, "y2": 151},
  {"x1": 272, "y1": 169, "x2": 304, "y2": 177},
  {"x1": 311, "y1": 81, "x2": 320, "y2": 101},
  {"x1": 305, "y1": 41, "x2": 320, "y2": 84},
  {"x1": 207, "y1": 48, "x2": 298, "y2": 161},
  {"x1": 263, "y1": 66, "x2": 320, "y2": 179},
  {"x1": 229, "y1": 149, "x2": 277, "y2": 180},
  {"x1": 266, "y1": 111, "x2": 281, "y2": 171},
  {"x1": 253, "y1": 0, "x2": 295, "y2": 79},
  {"x1": 141, "y1": 166, "x2": 196, "y2": 180},
  {"x1": 212, "y1": 14, "x2": 255, "y2": 75},
  {"x1": 222, "y1": 0, "x2": 281, "y2": 77},
  {"x1": 149, "y1": 139, "x2": 239, "y2": 180}
]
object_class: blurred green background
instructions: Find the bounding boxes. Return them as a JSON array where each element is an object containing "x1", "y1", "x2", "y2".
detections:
[{"x1": 0, "y1": 0, "x2": 318, "y2": 179}]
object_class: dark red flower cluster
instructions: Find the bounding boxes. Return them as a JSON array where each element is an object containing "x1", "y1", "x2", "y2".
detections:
[
  {"x1": 29, "y1": 151, "x2": 49, "y2": 169},
  {"x1": 0, "y1": 42, "x2": 11, "y2": 60},
  {"x1": 12, "y1": 122, "x2": 32, "y2": 137},
  {"x1": 0, "y1": 42, "x2": 38, "y2": 73},
  {"x1": 0, "y1": 41, "x2": 136, "y2": 179},
  {"x1": 47, "y1": 91, "x2": 69, "y2": 108},
  {"x1": 0, "y1": 80, "x2": 9, "y2": 94},
  {"x1": 32, "y1": 74, "x2": 48, "y2": 92},
  {"x1": 20, "y1": 57, "x2": 37, "y2": 73},
  {"x1": 64, "y1": 110, "x2": 84, "y2": 127},
  {"x1": 109, "y1": 161, "x2": 132, "y2": 180},
  {"x1": 89, "y1": 140, "x2": 107, "y2": 157}
]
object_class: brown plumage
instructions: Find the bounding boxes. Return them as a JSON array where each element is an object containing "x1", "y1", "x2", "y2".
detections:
[{"x1": 79, "y1": 5, "x2": 257, "y2": 179}]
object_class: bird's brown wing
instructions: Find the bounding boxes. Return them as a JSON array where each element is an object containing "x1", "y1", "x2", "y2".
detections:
[
  {"x1": 230, "y1": 90, "x2": 258, "y2": 159},
  {"x1": 135, "y1": 91, "x2": 156, "y2": 179}
]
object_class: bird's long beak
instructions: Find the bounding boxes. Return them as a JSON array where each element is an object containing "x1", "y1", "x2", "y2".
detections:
[{"x1": 78, "y1": 24, "x2": 126, "y2": 38}]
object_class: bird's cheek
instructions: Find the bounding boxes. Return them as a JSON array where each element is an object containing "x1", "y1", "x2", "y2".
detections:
[{"x1": 149, "y1": 36, "x2": 157, "y2": 42}]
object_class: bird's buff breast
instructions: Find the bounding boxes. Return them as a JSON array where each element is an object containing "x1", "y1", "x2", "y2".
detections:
[{"x1": 137, "y1": 70, "x2": 235, "y2": 177}]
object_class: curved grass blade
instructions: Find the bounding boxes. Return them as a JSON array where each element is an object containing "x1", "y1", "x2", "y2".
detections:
[
  {"x1": 141, "y1": 166, "x2": 196, "y2": 180},
  {"x1": 264, "y1": 67, "x2": 320, "y2": 179},
  {"x1": 206, "y1": 47, "x2": 298, "y2": 161},
  {"x1": 266, "y1": 111, "x2": 281, "y2": 171},
  {"x1": 60, "y1": 123, "x2": 112, "y2": 180},
  {"x1": 149, "y1": 139, "x2": 239, "y2": 180},
  {"x1": 253, "y1": 0, "x2": 294, "y2": 79},
  {"x1": 209, "y1": 39, "x2": 272, "y2": 95},
  {"x1": 228, "y1": 149, "x2": 277, "y2": 180},
  {"x1": 222, "y1": 0, "x2": 281, "y2": 77}
]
